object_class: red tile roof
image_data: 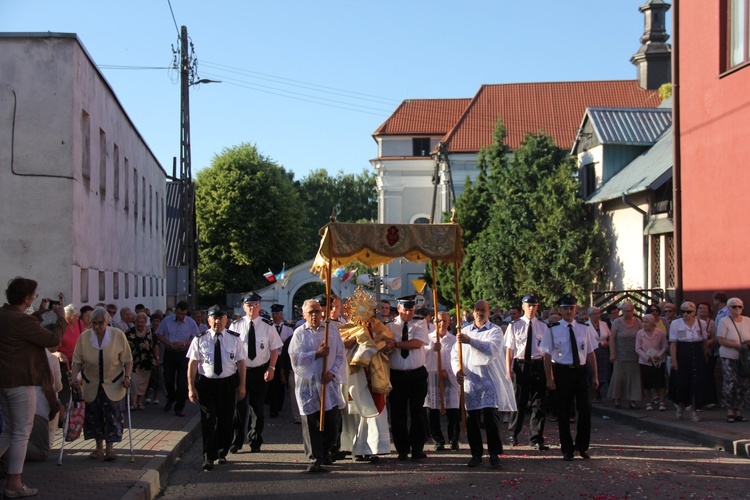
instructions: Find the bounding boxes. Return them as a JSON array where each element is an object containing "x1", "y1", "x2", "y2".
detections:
[
  {"x1": 373, "y1": 98, "x2": 472, "y2": 136},
  {"x1": 374, "y1": 81, "x2": 662, "y2": 153}
]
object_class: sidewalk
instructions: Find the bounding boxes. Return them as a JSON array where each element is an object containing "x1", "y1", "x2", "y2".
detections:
[
  {"x1": 13, "y1": 401, "x2": 201, "y2": 500},
  {"x1": 591, "y1": 399, "x2": 750, "y2": 458}
]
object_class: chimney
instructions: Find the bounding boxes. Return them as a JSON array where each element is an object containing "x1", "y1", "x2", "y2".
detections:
[{"x1": 631, "y1": 0, "x2": 672, "y2": 90}]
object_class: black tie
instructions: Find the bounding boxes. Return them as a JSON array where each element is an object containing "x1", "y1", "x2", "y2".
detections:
[
  {"x1": 214, "y1": 332, "x2": 223, "y2": 376},
  {"x1": 524, "y1": 320, "x2": 533, "y2": 363},
  {"x1": 568, "y1": 324, "x2": 580, "y2": 367},
  {"x1": 248, "y1": 321, "x2": 257, "y2": 360},
  {"x1": 401, "y1": 322, "x2": 409, "y2": 359},
  {"x1": 276, "y1": 324, "x2": 282, "y2": 335}
]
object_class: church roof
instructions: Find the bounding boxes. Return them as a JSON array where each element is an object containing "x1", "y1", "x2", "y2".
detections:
[
  {"x1": 572, "y1": 107, "x2": 672, "y2": 153},
  {"x1": 373, "y1": 98, "x2": 471, "y2": 136},
  {"x1": 373, "y1": 80, "x2": 662, "y2": 153},
  {"x1": 442, "y1": 80, "x2": 661, "y2": 152}
]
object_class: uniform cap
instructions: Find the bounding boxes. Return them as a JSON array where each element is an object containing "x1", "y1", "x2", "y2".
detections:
[
  {"x1": 557, "y1": 294, "x2": 578, "y2": 307},
  {"x1": 270, "y1": 304, "x2": 284, "y2": 313},
  {"x1": 522, "y1": 294, "x2": 540, "y2": 305},
  {"x1": 242, "y1": 292, "x2": 262, "y2": 304},
  {"x1": 396, "y1": 295, "x2": 417, "y2": 309},
  {"x1": 207, "y1": 305, "x2": 226, "y2": 318}
]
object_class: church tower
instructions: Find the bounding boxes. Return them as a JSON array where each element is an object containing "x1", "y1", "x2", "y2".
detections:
[{"x1": 631, "y1": 0, "x2": 672, "y2": 90}]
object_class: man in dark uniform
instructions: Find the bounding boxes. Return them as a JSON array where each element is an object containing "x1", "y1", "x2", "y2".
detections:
[
  {"x1": 504, "y1": 294, "x2": 549, "y2": 450},
  {"x1": 386, "y1": 295, "x2": 429, "y2": 461},
  {"x1": 187, "y1": 306, "x2": 246, "y2": 470},
  {"x1": 541, "y1": 294, "x2": 599, "y2": 461},
  {"x1": 267, "y1": 304, "x2": 294, "y2": 418},
  {"x1": 230, "y1": 292, "x2": 282, "y2": 453}
]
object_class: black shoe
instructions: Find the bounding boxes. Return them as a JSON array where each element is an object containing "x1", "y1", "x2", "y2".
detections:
[
  {"x1": 509, "y1": 435, "x2": 518, "y2": 447},
  {"x1": 333, "y1": 451, "x2": 349, "y2": 461},
  {"x1": 229, "y1": 445, "x2": 239, "y2": 454},
  {"x1": 368, "y1": 455, "x2": 380, "y2": 463},
  {"x1": 250, "y1": 445, "x2": 261, "y2": 453},
  {"x1": 489, "y1": 455, "x2": 502, "y2": 469},
  {"x1": 270, "y1": 411, "x2": 278, "y2": 418},
  {"x1": 563, "y1": 453, "x2": 574, "y2": 461},
  {"x1": 202, "y1": 459, "x2": 214, "y2": 471},
  {"x1": 175, "y1": 410, "x2": 185, "y2": 417},
  {"x1": 164, "y1": 401, "x2": 174, "y2": 412},
  {"x1": 322, "y1": 455, "x2": 333, "y2": 465},
  {"x1": 353, "y1": 455, "x2": 368, "y2": 462},
  {"x1": 397, "y1": 453, "x2": 409, "y2": 461},
  {"x1": 411, "y1": 452, "x2": 427, "y2": 460},
  {"x1": 434, "y1": 443, "x2": 445, "y2": 451},
  {"x1": 532, "y1": 442, "x2": 550, "y2": 451},
  {"x1": 217, "y1": 457, "x2": 227, "y2": 465},
  {"x1": 451, "y1": 441, "x2": 460, "y2": 451},
  {"x1": 467, "y1": 456, "x2": 482, "y2": 467},
  {"x1": 306, "y1": 460, "x2": 326, "y2": 473},
  {"x1": 579, "y1": 450, "x2": 591, "y2": 460}
]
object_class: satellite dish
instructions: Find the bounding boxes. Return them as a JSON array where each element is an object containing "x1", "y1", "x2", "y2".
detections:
[
  {"x1": 383, "y1": 277, "x2": 401, "y2": 290},
  {"x1": 356, "y1": 274, "x2": 373, "y2": 287}
]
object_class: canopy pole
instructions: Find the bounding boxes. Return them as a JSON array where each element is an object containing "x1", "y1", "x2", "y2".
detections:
[
  {"x1": 430, "y1": 260, "x2": 446, "y2": 415},
  {"x1": 454, "y1": 261, "x2": 466, "y2": 431},
  {"x1": 319, "y1": 232, "x2": 334, "y2": 431}
]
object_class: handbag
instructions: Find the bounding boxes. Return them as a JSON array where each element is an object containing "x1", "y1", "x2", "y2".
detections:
[
  {"x1": 64, "y1": 386, "x2": 85, "y2": 442},
  {"x1": 729, "y1": 319, "x2": 750, "y2": 378}
]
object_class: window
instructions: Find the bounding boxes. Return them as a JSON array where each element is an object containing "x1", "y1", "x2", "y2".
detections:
[
  {"x1": 113, "y1": 272, "x2": 119, "y2": 300},
  {"x1": 81, "y1": 110, "x2": 90, "y2": 186},
  {"x1": 142, "y1": 177, "x2": 146, "y2": 225},
  {"x1": 99, "y1": 129, "x2": 107, "y2": 198},
  {"x1": 98, "y1": 271, "x2": 106, "y2": 301},
  {"x1": 142, "y1": 276, "x2": 147, "y2": 297},
  {"x1": 125, "y1": 272, "x2": 130, "y2": 299},
  {"x1": 124, "y1": 158, "x2": 129, "y2": 212},
  {"x1": 113, "y1": 144, "x2": 120, "y2": 202},
  {"x1": 134, "y1": 168, "x2": 138, "y2": 219},
  {"x1": 728, "y1": 0, "x2": 750, "y2": 68},
  {"x1": 80, "y1": 268, "x2": 89, "y2": 303},
  {"x1": 412, "y1": 138, "x2": 431, "y2": 157},
  {"x1": 582, "y1": 163, "x2": 596, "y2": 197},
  {"x1": 149, "y1": 184, "x2": 153, "y2": 233}
]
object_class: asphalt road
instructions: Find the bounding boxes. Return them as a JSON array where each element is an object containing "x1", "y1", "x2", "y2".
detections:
[{"x1": 159, "y1": 406, "x2": 750, "y2": 499}]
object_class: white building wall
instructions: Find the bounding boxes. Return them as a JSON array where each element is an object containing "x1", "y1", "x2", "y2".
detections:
[
  {"x1": 601, "y1": 194, "x2": 650, "y2": 290},
  {"x1": 0, "y1": 34, "x2": 166, "y2": 311}
]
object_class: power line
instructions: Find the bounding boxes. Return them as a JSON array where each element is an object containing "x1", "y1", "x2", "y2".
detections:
[
  {"x1": 166, "y1": 0, "x2": 180, "y2": 37},
  {"x1": 98, "y1": 65, "x2": 172, "y2": 70}
]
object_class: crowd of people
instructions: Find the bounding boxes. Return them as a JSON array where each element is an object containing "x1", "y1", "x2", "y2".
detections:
[{"x1": 2, "y1": 277, "x2": 750, "y2": 492}]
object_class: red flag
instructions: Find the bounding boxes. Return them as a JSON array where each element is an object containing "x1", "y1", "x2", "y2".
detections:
[{"x1": 263, "y1": 270, "x2": 277, "y2": 283}]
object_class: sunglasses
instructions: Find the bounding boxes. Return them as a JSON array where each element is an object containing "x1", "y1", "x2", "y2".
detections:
[
  {"x1": 681, "y1": 310, "x2": 694, "y2": 314},
  {"x1": 731, "y1": 305, "x2": 744, "y2": 309}
]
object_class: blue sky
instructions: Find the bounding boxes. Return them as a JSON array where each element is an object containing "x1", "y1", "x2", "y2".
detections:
[{"x1": 1, "y1": 0, "x2": 672, "y2": 180}]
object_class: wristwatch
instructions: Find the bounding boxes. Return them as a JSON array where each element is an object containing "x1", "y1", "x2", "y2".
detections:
[{"x1": 269, "y1": 366, "x2": 275, "y2": 371}]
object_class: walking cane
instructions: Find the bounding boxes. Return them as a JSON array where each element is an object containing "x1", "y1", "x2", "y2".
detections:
[
  {"x1": 126, "y1": 388, "x2": 134, "y2": 462},
  {"x1": 57, "y1": 391, "x2": 73, "y2": 466}
]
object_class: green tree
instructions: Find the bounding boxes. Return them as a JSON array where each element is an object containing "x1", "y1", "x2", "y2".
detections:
[
  {"x1": 195, "y1": 143, "x2": 307, "y2": 303},
  {"x1": 297, "y1": 169, "x2": 377, "y2": 255},
  {"x1": 469, "y1": 131, "x2": 608, "y2": 308}
]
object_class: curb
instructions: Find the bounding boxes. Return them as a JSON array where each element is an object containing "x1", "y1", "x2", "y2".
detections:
[
  {"x1": 592, "y1": 406, "x2": 750, "y2": 459},
  {"x1": 120, "y1": 412, "x2": 202, "y2": 500}
]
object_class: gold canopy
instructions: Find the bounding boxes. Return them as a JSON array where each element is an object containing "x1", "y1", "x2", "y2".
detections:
[{"x1": 310, "y1": 222, "x2": 464, "y2": 276}]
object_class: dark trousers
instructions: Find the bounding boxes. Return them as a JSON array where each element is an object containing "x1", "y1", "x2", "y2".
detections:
[
  {"x1": 389, "y1": 367, "x2": 428, "y2": 456},
  {"x1": 163, "y1": 349, "x2": 189, "y2": 411},
  {"x1": 466, "y1": 407, "x2": 503, "y2": 458},
  {"x1": 196, "y1": 374, "x2": 237, "y2": 461},
  {"x1": 232, "y1": 363, "x2": 269, "y2": 449},
  {"x1": 551, "y1": 364, "x2": 591, "y2": 455},
  {"x1": 266, "y1": 373, "x2": 285, "y2": 415},
  {"x1": 509, "y1": 359, "x2": 547, "y2": 444},
  {"x1": 301, "y1": 408, "x2": 340, "y2": 461},
  {"x1": 428, "y1": 408, "x2": 460, "y2": 445}
]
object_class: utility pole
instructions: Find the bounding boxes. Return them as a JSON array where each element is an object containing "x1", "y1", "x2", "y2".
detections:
[{"x1": 179, "y1": 25, "x2": 197, "y2": 311}]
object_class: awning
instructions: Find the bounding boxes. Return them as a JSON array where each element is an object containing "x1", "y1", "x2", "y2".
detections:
[{"x1": 643, "y1": 218, "x2": 674, "y2": 235}]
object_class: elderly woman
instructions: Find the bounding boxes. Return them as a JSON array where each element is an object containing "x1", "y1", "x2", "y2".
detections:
[
  {"x1": 716, "y1": 297, "x2": 750, "y2": 422},
  {"x1": 635, "y1": 314, "x2": 668, "y2": 411},
  {"x1": 587, "y1": 307, "x2": 610, "y2": 402},
  {"x1": 53, "y1": 304, "x2": 85, "y2": 421},
  {"x1": 147, "y1": 312, "x2": 165, "y2": 406},
  {"x1": 125, "y1": 312, "x2": 159, "y2": 410},
  {"x1": 0, "y1": 277, "x2": 65, "y2": 499},
  {"x1": 607, "y1": 301, "x2": 643, "y2": 409},
  {"x1": 71, "y1": 307, "x2": 133, "y2": 461},
  {"x1": 424, "y1": 311, "x2": 460, "y2": 451},
  {"x1": 668, "y1": 301, "x2": 710, "y2": 422}
]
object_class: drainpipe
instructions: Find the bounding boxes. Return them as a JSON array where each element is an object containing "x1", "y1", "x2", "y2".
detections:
[
  {"x1": 672, "y1": 0, "x2": 683, "y2": 304},
  {"x1": 622, "y1": 193, "x2": 650, "y2": 292}
]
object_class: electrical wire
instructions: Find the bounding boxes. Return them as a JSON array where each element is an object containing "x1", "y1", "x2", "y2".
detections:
[{"x1": 166, "y1": 0, "x2": 180, "y2": 37}]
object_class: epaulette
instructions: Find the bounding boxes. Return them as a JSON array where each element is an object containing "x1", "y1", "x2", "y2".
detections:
[
  {"x1": 510, "y1": 318, "x2": 522, "y2": 324},
  {"x1": 261, "y1": 317, "x2": 273, "y2": 326},
  {"x1": 227, "y1": 329, "x2": 240, "y2": 337},
  {"x1": 195, "y1": 331, "x2": 208, "y2": 338},
  {"x1": 548, "y1": 322, "x2": 560, "y2": 327},
  {"x1": 382, "y1": 319, "x2": 392, "y2": 325}
]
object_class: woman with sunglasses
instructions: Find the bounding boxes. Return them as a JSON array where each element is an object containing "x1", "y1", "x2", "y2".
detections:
[
  {"x1": 668, "y1": 301, "x2": 710, "y2": 421},
  {"x1": 608, "y1": 301, "x2": 643, "y2": 409},
  {"x1": 715, "y1": 297, "x2": 750, "y2": 422}
]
